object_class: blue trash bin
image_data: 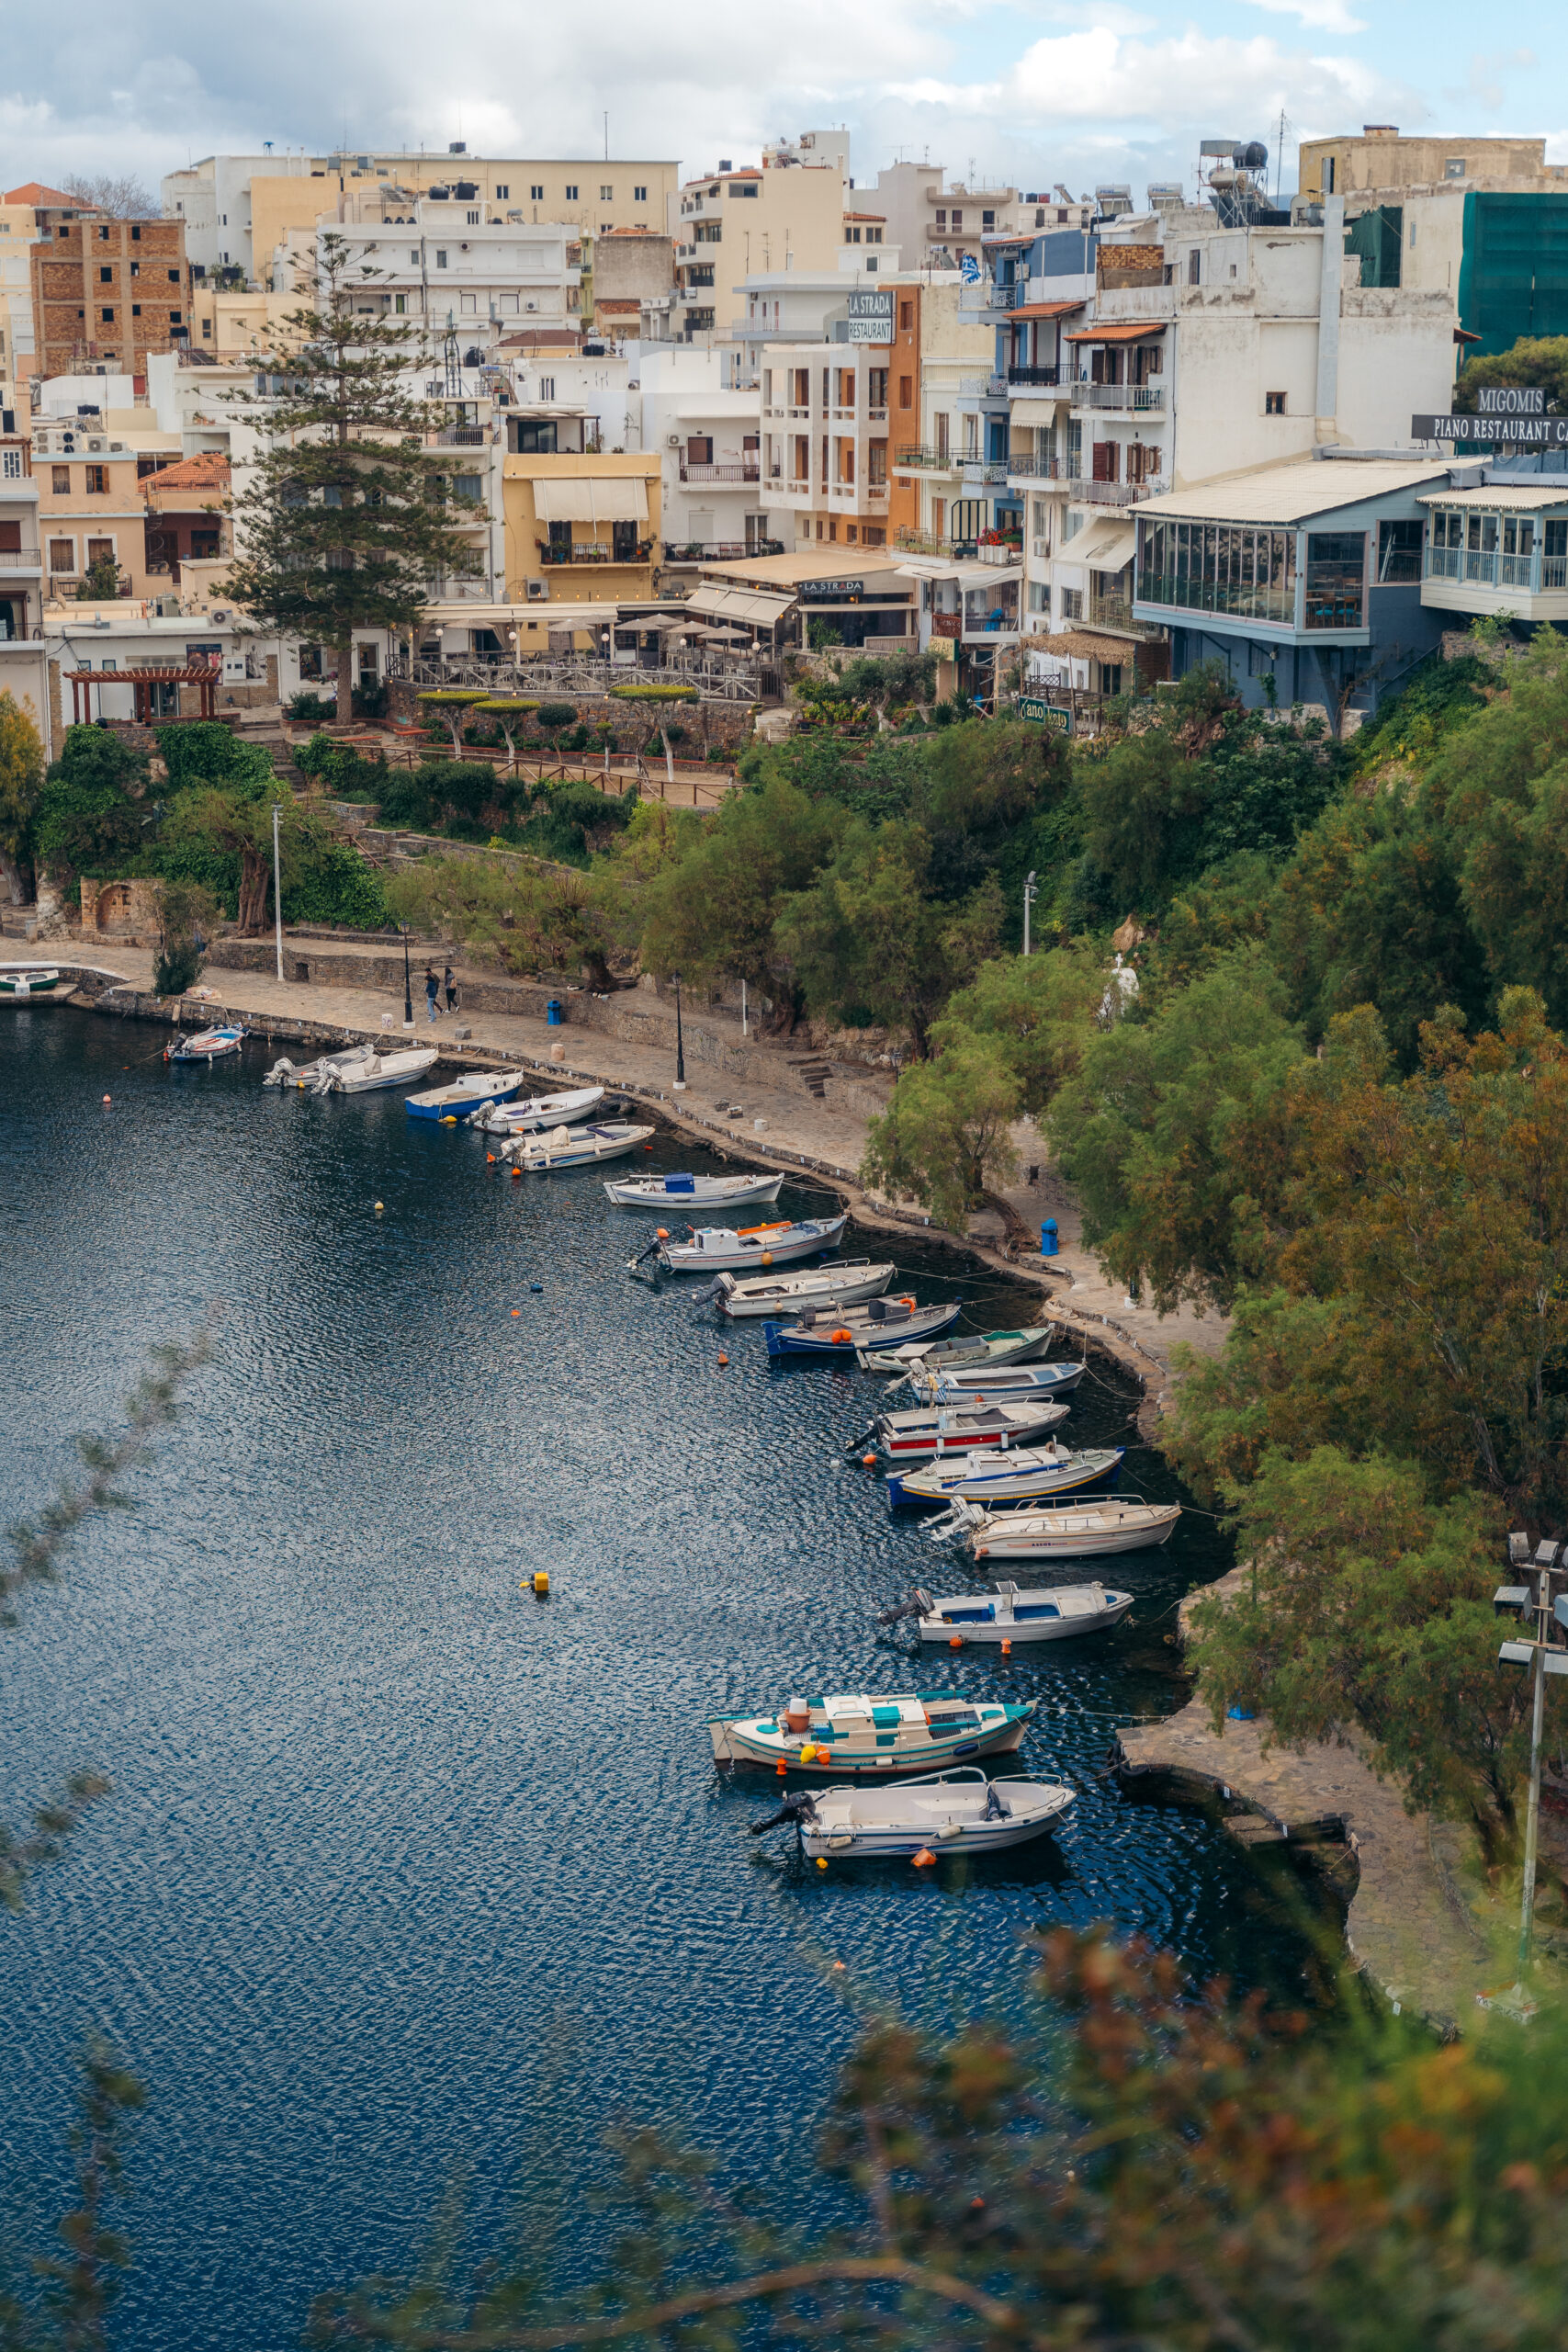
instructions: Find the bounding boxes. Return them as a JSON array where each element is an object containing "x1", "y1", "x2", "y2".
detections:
[
  {"x1": 546, "y1": 999, "x2": 563, "y2": 1026},
  {"x1": 1040, "y1": 1217, "x2": 1058, "y2": 1258}
]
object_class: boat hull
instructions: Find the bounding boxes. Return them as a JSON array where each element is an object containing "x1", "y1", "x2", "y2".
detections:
[
  {"x1": 604, "y1": 1172, "x2": 785, "y2": 1208},
  {"x1": 877, "y1": 1407, "x2": 1075, "y2": 1464},
  {"x1": 165, "y1": 1027, "x2": 244, "y2": 1063},
  {"x1": 407, "y1": 1074, "x2": 524, "y2": 1121},
  {"x1": 660, "y1": 1215, "x2": 847, "y2": 1273},
  {"x1": 887, "y1": 1445, "x2": 1122, "y2": 1506},
  {"x1": 709, "y1": 1702, "x2": 1032, "y2": 1777},
  {"x1": 513, "y1": 1123, "x2": 655, "y2": 1171},
  {"x1": 966, "y1": 1504, "x2": 1179, "y2": 1561},
  {"x1": 915, "y1": 1362, "x2": 1086, "y2": 1402},
  {"x1": 716, "y1": 1261, "x2": 895, "y2": 1318},
  {"x1": 476, "y1": 1087, "x2": 606, "y2": 1134},
  {"x1": 762, "y1": 1301, "x2": 961, "y2": 1357},
  {"x1": 916, "y1": 1594, "x2": 1134, "y2": 1643},
  {"x1": 800, "y1": 1776, "x2": 1073, "y2": 1858}
]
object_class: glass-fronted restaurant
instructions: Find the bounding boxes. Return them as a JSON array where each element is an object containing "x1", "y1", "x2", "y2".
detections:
[{"x1": 1418, "y1": 484, "x2": 1568, "y2": 616}]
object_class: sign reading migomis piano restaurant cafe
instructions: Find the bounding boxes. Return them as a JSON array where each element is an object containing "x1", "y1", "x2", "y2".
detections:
[{"x1": 1413, "y1": 384, "x2": 1568, "y2": 447}]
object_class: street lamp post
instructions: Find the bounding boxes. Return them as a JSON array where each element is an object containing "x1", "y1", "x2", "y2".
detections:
[
  {"x1": 272, "y1": 803, "x2": 285, "y2": 984},
  {"x1": 1023, "y1": 869, "x2": 1038, "y2": 957},
  {"x1": 1494, "y1": 1534, "x2": 1568, "y2": 1995},
  {"x1": 672, "y1": 971, "x2": 686, "y2": 1091},
  {"x1": 401, "y1": 924, "x2": 414, "y2": 1031}
]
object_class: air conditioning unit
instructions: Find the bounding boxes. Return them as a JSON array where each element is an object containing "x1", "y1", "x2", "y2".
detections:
[
  {"x1": 525, "y1": 577, "x2": 548, "y2": 600},
  {"x1": 88, "y1": 437, "x2": 106, "y2": 452},
  {"x1": 666, "y1": 433, "x2": 681, "y2": 447}
]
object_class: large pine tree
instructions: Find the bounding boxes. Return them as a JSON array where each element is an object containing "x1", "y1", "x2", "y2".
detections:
[{"x1": 225, "y1": 234, "x2": 479, "y2": 721}]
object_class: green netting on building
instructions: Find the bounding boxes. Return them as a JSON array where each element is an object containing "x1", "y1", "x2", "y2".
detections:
[
  {"x1": 1458, "y1": 193, "x2": 1568, "y2": 356},
  {"x1": 1346, "y1": 206, "x2": 1403, "y2": 289}
]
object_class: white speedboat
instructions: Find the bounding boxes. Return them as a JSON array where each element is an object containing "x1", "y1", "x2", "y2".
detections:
[
  {"x1": 0, "y1": 962, "x2": 65, "y2": 1001},
  {"x1": 908, "y1": 1577, "x2": 1134, "y2": 1644},
  {"x1": 873, "y1": 1398, "x2": 1077, "y2": 1466},
  {"x1": 709, "y1": 1691, "x2": 1033, "y2": 1777},
  {"x1": 604, "y1": 1170, "x2": 786, "y2": 1209},
  {"x1": 407, "y1": 1069, "x2": 525, "y2": 1123},
  {"x1": 474, "y1": 1086, "x2": 606, "y2": 1135},
  {"x1": 750, "y1": 1767, "x2": 1074, "y2": 1859},
  {"x1": 942, "y1": 1496, "x2": 1181, "y2": 1562},
  {"x1": 886, "y1": 1439, "x2": 1122, "y2": 1508},
  {"x1": 858, "y1": 1325, "x2": 1055, "y2": 1375},
  {"x1": 505, "y1": 1120, "x2": 655, "y2": 1171},
  {"x1": 910, "y1": 1360, "x2": 1087, "y2": 1404},
  {"x1": 715, "y1": 1260, "x2": 895, "y2": 1320},
  {"x1": 324, "y1": 1044, "x2": 440, "y2": 1094},
  {"x1": 656, "y1": 1213, "x2": 848, "y2": 1273}
]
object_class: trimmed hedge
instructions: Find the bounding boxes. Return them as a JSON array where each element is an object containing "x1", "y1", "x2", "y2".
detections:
[{"x1": 608, "y1": 684, "x2": 698, "y2": 702}]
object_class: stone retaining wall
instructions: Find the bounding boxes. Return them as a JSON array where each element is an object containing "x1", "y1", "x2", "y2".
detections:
[{"x1": 386, "y1": 676, "x2": 757, "y2": 752}]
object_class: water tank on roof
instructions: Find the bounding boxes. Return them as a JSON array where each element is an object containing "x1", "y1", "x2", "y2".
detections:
[{"x1": 1236, "y1": 141, "x2": 1269, "y2": 172}]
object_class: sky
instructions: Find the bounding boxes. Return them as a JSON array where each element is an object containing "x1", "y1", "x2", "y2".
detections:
[{"x1": 3, "y1": 0, "x2": 1565, "y2": 205}]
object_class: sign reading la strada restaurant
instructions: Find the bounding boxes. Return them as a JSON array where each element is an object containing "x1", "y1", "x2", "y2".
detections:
[
  {"x1": 1413, "y1": 384, "x2": 1568, "y2": 447},
  {"x1": 844, "y1": 288, "x2": 894, "y2": 344}
]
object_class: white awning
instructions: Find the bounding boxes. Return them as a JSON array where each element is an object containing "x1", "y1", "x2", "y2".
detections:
[
  {"x1": 588, "y1": 477, "x2": 649, "y2": 524},
  {"x1": 1074, "y1": 518, "x2": 1136, "y2": 572},
  {"x1": 686, "y1": 583, "x2": 794, "y2": 627},
  {"x1": 530, "y1": 480, "x2": 596, "y2": 524}
]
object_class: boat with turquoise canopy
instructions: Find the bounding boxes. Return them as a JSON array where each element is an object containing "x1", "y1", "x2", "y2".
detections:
[{"x1": 708, "y1": 1690, "x2": 1033, "y2": 1776}]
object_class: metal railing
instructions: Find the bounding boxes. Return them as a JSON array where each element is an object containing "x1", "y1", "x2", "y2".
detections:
[
  {"x1": 0, "y1": 548, "x2": 42, "y2": 567},
  {"x1": 957, "y1": 374, "x2": 1009, "y2": 399},
  {"x1": 393, "y1": 652, "x2": 767, "y2": 704},
  {"x1": 431, "y1": 424, "x2": 489, "y2": 447},
  {"x1": 895, "y1": 528, "x2": 976, "y2": 558},
  {"x1": 1073, "y1": 380, "x2": 1166, "y2": 410},
  {"x1": 664, "y1": 538, "x2": 784, "y2": 561},
  {"x1": 1545, "y1": 555, "x2": 1568, "y2": 590},
  {"x1": 1007, "y1": 366, "x2": 1064, "y2": 390},
  {"x1": 893, "y1": 447, "x2": 958, "y2": 469},
  {"x1": 538, "y1": 540, "x2": 657, "y2": 566},
  {"x1": 678, "y1": 460, "x2": 760, "y2": 481},
  {"x1": 1501, "y1": 552, "x2": 1535, "y2": 588},
  {"x1": 1006, "y1": 453, "x2": 1066, "y2": 479},
  {"x1": 1066, "y1": 477, "x2": 1153, "y2": 506},
  {"x1": 963, "y1": 458, "x2": 1010, "y2": 485}
]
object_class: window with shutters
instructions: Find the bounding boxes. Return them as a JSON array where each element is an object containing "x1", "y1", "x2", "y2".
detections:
[{"x1": 85, "y1": 465, "x2": 108, "y2": 493}]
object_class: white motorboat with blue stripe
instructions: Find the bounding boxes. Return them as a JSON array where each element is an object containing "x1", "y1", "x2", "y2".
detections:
[
  {"x1": 906, "y1": 1577, "x2": 1134, "y2": 1644},
  {"x1": 407, "y1": 1069, "x2": 525, "y2": 1122},
  {"x1": 886, "y1": 1439, "x2": 1123, "y2": 1508},
  {"x1": 908, "y1": 1359, "x2": 1086, "y2": 1403},
  {"x1": 475, "y1": 1085, "x2": 606, "y2": 1134},
  {"x1": 655, "y1": 1213, "x2": 847, "y2": 1273},
  {"x1": 604, "y1": 1169, "x2": 786, "y2": 1208}
]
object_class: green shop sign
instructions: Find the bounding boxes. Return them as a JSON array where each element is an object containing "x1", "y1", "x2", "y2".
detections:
[{"x1": 1016, "y1": 696, "x2": 1072, "y2": 733}]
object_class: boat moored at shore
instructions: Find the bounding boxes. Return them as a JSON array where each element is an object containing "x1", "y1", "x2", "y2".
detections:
[
  {"x1": 714, "y1": 1260, "x2": 895, "y2": 1318},
  {"x1": 407, "y1": 1070, "x2": 525, "y2": 1123},
  {"x1": 654, "y1": 1213, "x2": 848, "y2": 1274},
  {"x1": 165, "y1": 1024, "x2": 245, "y2": 1064},
  {"x1": 710, "y1": 1690, "x2": 1034, "y2": 1776},
  {"x1": 886, "y1": 1439, "x2": 1123, "y2": 1507},
  {"x1": 906, "y1": 1577, "x2": 1134, "y2": 1644},
  {"x1": 750, "y1": 1767, "x2": 1074, "y2": 1858},
  {"x1": 605, "y1": 1170, "x2": 786, "y2": 1209}
]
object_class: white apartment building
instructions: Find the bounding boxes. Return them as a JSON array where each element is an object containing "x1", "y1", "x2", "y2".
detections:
[
  {"x1": 760, "y1": 327, "x2": 896, "y2": 552},
  {"x1": 1007, "y1": 196, "x2": 1460, "y2": 698},
  {"x1": 637, "y1": 346, "x2": 769, "y2": 561},
  {"x1": 278, "y1": 207, "x2": 579, "y2": 356},
  {"x1": 0, "y1": 460, "x2": 41, "y2": 643}
]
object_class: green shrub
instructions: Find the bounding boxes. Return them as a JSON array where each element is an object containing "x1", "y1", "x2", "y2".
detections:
[
  {"x1": 153, "y1": 723, "x2": 275, "y2": 797},
  {"x1": 536, "y1": 702, "x2": 578, "y2": 732},
  {"x1": 609, "y1": 683, "x2": 697, "y2": 702},
  {"x1": 287, "y1": 689, "x2": 334, "y2": 723},
  {"x1": 282, "y1": 842, "x2": 391, "y2": 930}
]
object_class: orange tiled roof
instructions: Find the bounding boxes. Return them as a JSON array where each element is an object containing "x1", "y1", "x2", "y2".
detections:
[
  {"x1": 6, "y1": 182, "x2": 78, "y2": 208},
  {"x1": 142, "y1": 452, "x2": 231, "y2": 504}
]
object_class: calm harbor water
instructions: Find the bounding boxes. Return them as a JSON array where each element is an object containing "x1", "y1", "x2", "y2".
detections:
[{"x1": 0, "y1": 1008, "x2": 1339, "y2": 2348}]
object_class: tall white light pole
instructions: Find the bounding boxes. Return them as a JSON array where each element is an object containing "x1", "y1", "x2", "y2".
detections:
[
  {"x1": 272, "y1": 803, "x2": 285, "y2": 983},
  {"x1": 1023, "y1": 869, "x2": 1038, "y2": 956}
]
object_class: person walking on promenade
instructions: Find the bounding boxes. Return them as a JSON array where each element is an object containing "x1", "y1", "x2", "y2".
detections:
[
  {"x1": 424, "y1": 966, "x2": 441, "y2": 1025},
  {"x1": 444, "y1": 964, "x2": 458, "y2": 1015}
]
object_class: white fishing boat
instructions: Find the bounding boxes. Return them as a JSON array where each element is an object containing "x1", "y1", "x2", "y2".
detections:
[
  {"x1": 872, "y1": 1397, "x2": 1075, "y2": 1466},
  {"x1": 505, "y1": 1120, "x2": 655, "y2": 1171},
  {"x1": 750, "y1": 1767, "x2": 1074, "y2": 1859},
  {"x1": 164, "y1": 1024, "x2": 245, "y2": 1064},
  {"x1": 886, "y1": 1440, "x2": 1123, "y2": 1509},
  {"x1": 709, "y1": 1690, "x2": 1034, "y2": 1777},
  {"x1": 655, "y1": 1213, "x2": 848, "y2": 1274},
  {"x1": 714, "y1": 1260, "x2": 896, "y2": 1320},
  {"x1": 323, "y1": 1044, "x2": 441, "y2": 1094},
  {"x1": 858, "y1": 1325, "x2": 1054, "y2": 1375},
  {"x1": 764, "y1": 1297, "x2": 962, "y2": 1359},
  {"x1": 406, "y1": 1069, "x2": 525, "y2": 1123},
  {"x1": 908, "y1": 1577, "x2": 1134, "y2": 1644},
  {"x1": 604, "y1": 1170, "x2": 786, "y2": 1209},
  {"x1": 474, "y1": 1086, "x2": 606, "y2": 1135},
  {"x1": 941, "y1": 1495, "x2": 1181, "y2": 1562},
  {"x1": 0, "y1": 962, "x2": 66, "y2": 1001},
  {"x1": 910, "y1": 1360, "x2": 1087, "y2": 1404}
]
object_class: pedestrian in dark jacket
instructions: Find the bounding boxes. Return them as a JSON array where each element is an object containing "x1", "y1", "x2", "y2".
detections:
[
  {"x1": 424, "y1": 967, "x2": 440, "y2": 1024},
  {"x1": 444, "y1": 965, "x2": 458, "y2": 1013}
]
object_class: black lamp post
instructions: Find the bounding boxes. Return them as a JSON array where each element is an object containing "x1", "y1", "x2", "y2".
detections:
[
  {"x1": 401, "y1": 924, "x2": 413, "y2": 1029},
  {"x1": 672, "y1": 970, "x2": 686, "y2": 1089}
]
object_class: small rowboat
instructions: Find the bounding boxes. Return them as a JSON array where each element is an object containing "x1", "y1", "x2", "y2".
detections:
[
  {"x1": 764, "y1": 1297, "x2": 961, "y2": 1358},
  {"x1": 750, "y1": 1767, "x2": 1073, "y2": 1859},
  {"x1": 941, "y1": 1495, "x2": 1181, "y2": 1562},
  {"x1": 909, "y1": 1578, "x2": 1134, "y2": 1644},
  {"x1": 164, "y1": 1024, "x2": 245, "y2": 1064},
  {"x1": 656, "y1": 1213, "x2": 848, "y2": 1274},
  {"x1": 715, "y1": 1260, "x2": 895, "y2": 1319},
  {"x1": 886, "y1": 1438, "x2": 1122, "y2": 1508},
  {"x1": 910, "y1": 1360, "x2": 1087, "y2": 1404},
  {"x1": 506, "y1": 1120, "x2": 655, "y2": 1171},
  {"x1": 858, "y1": 1324, "x2": 1055, "y2": 1375},
  {"x1": 604, "y1": 1170, "x2": 786, "y2": 1209},
  {"x1": 0, "y1": 963, "x2": 65, "y2": 1001},
  {"x1": 873, "y1": 1397, "x2": 1074, "y2": 1466},
  {"x1": 407, "y1": 1069, "x2": 525, "y2": 1122},
  {"x1": 474, "y1": 1086, "x2": 606, "y2": 1135},
  {"x1": 709, "y1": 1690, "x2": 1034, "y2": 1777}
]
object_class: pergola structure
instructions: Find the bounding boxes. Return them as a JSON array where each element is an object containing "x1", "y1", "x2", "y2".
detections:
[{"x1": 64, "y1": 662, "x2": 221, "y2": 726}]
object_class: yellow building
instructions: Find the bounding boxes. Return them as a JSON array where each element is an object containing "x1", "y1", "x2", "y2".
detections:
[
  {"x1": 1299, "y1": 128, "x2": 1566, "y2": 200},
  {"x1": 668, "y1": 160, "x2": 848, "y2": 339},
  {"x1": 502, "y1": 451, "x2": 662, "y2": 603},
  {"x1": 188, "y1": 283, "x2": 299, "y2": 360}
]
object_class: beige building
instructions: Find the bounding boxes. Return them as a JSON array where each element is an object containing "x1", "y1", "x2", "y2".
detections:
[
  {"x1": 164, "y1": 153, "x2": 681, "y2": 286},
  {"x1": 1300, "y1": 127, "x2": 1566, "y2": 201},
  {"x1": 663, "y1": 157, "x2": 851, "y2": 343},
  {"x1": 502, "y1": 450, "x2": 662, "y2": 604}
]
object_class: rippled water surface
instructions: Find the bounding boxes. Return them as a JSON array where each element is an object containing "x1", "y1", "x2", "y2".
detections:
[{"x1": 0, "y1": 1009, "x2": 1338, "y2": 2346}]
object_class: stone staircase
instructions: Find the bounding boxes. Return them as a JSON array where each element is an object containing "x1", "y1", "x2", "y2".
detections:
[{"x1": 787, "y1": 1053, "x2": 832, "y2": 1101}]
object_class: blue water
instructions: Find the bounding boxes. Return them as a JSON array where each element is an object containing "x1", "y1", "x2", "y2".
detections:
[{"x1": 0, "y1": 1009, "x2": 1338, "y2": 2346}]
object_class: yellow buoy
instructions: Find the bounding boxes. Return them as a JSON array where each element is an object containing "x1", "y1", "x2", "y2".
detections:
[
  {"x1": 374, "y1": 1201, "x2": 385, "y2": 1215},
  {"x1": 441, "y1": 1115, "x2": 457, "y2": 1125},
  {"x1": 532, "y1": 1569, "x2": 549, "y2": 1596},
  {"x1": 816, "y1": 1856, "x2": 829, "y2": 1870}
]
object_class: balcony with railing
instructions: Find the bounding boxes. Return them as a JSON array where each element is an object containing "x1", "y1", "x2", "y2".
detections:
[
  {"x1": 896, "y1": 527, "x2": 976, "y2": 558},
  {"x1": 430, "y1": 423, "x2": 490, "y2": 447},
  {"x1": 0, "y1": 546, "x2": 43, "y2": 570},
  {"x1": 663, "y1": 537, "x2": 785, "y2": 562},
  {"x1": 1072, "y1": 379, "x2": 1166, "y2": 412},
  {"x1": 957, "y1": 374, "x2": 1009, "y2": 403},
  {"x1": 893, "y1": 446, "x2": 960, "y2": 471},
  {"x1": 1066, "y1": 476, "x2": 1154, "y2": 506},
  {"x1": 1006, "y1": 453, "x2": 1066, "y2": 480},
  {"x1": 678, "y1": 459, "x2": 761, "y2": 481},
  {"x1": 1007, "y1": 366, "x2": 1065, "y2": 391},
  {"x1": 962, "y1": 457, "x2": 1010, "y2": 486},
  {"x1": 1089, "y1": 591, "x2": 1166, "y2": 639},
  {"x1": 538, "y1": 537, "x2": 658, "y2": 567}
]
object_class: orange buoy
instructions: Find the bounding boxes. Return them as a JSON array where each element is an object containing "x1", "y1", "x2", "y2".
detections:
[
  {"x1": 949, "y1": 1634, "x2": 964, "y2": 1649},
  {"x1": 716, "y1": 1352, "x2": 729, "y2": 1366},
  {"x1": 829, "y1": 1328, "x2": 852, "y2": 1344},
  {"x1": 644, "y1": 1142, "x2": 655, "y2": 1152},
  {"x1": 511, "y1": 1166, "x2": 523, "y2": 1180},
  {"x1": 1001, "y1": 1638, "x2": 1012, "y2": 1657},
  {"x1": 775, "y1": 1760, "x2": 787, "y2": 1777},
  {"x1": 761, "y1": 1251, "x2": 773, "y2": 1266},
  {"x1": 511, "y1": 1307, "x2": 521, "y2": 1317},
  {"x1": 656, "y1": 1227, "x2": 670, "y2": 1240},
  {"x1": 861, "y1": 1453, "x2": 877, "y2": 1469},
  {"x1": 912, "y1": 1847, "x2": 936, "y2": 1868},
  {"x1": 486, "y1": 1152, "x2": 497, "y2": 1163},
  {"x1": 102, "y1": 1094, "x2": 111, "y2": 1105}
]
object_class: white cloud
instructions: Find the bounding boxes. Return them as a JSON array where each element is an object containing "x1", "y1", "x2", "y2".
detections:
[{"x1": 1238, "y1": 0, "x2": 1367, "y2": 35}]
